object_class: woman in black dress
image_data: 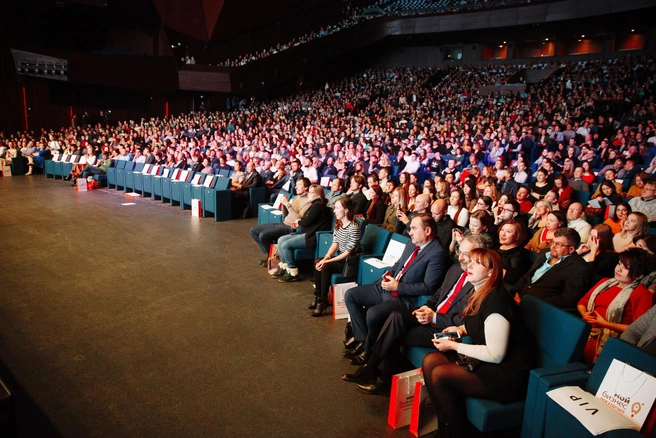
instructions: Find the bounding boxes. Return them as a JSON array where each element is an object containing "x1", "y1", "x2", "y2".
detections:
[
  {"x1": 495, "y1": 219, "x2": 532, "y2": 287},
  {"x1": 422, "y1": 248, "x2": 533, "y2": 438}
]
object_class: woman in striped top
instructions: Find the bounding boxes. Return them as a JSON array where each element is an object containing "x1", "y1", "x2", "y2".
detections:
[{"x1": 310, "y1": 197, "x2": 362, "y2": 317}]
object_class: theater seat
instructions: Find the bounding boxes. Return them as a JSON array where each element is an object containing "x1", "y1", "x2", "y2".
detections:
[
  {"x1": 403, "y1": 295, "x2": 591, "y2": 434},
  {"x1": 536, "y1": 338, "x2": 655, "y2": 438}
]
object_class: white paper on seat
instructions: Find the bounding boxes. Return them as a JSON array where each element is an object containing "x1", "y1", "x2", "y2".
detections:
[
  {"x1": 53, "y1": 154, "x2": 61, "y2": 162},
  {"x1": 588, "y1": 199, "x2": 602, "y2": 208},
  {"x1": 382, "y1": 239, "x2": 406, "y2": 266},
  {"x1": 142, "y1": 164, "x2": 152, "y2": 174},
  {"x1": 282, "y1": 180, "x2": 291, "y2": 192},
  {"x1": 78, "y1": 156, "x2": 87, "y2": 165},
  {"x1": 270, "y1": 210, "x2": 283, "y2": 217},
  {"x1": 179, "y1": 170, "x2": 190, "y2": 182},
  {"x1": 162, "y1": 169, "x2": 171, "y2": 178},
  {"x1": 547, "y1": 386, "x2": 637, "y2": 435},
  {"x1": 260, "y1": 205, "x2": 274, "y2": 210},
  {"x1": 364, "y1": 258, "x2": 393, "y2": 269},
  {"x1": 203, "y1": 176, "x2": 214, "y2": 187},
  {"x1": 273, "y1": 193, "x2": 285, "y2": 210},
  {"x1": 191, "y1": 174, "x2": 202, "y2": 185},
  {"x1": 150, "y1": 165, "x2": 160, "y2": 175},
  {"x1": 320, "y1": 176, "x2": 330, "y2": 187}
]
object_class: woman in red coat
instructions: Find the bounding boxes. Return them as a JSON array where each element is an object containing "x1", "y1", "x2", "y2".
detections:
[{"x1": 577, "y1": 248, "x2": 653, "y2": 364}]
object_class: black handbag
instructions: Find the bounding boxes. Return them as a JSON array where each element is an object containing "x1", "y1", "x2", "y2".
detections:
[{"x1": 342, "y1": 246, "x2": 361, "y2": 278}]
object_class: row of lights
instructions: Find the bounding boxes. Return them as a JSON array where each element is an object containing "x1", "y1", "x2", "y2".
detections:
[{"x1": 17, "y1": 62, "x2": 67, "y2": 75}]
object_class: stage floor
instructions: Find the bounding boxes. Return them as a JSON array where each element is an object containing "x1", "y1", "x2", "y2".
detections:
[{"x1": 0, "y1": 175, "x2": 410, "y2": 438}]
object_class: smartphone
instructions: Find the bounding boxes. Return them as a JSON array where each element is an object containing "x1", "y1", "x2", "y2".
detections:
[{"x1": 434, "y1": 332, "x2": 461, "y2": 340}]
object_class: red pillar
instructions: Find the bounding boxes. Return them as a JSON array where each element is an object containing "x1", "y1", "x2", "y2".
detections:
[{"x1": 22, "y1": 86, "x2": 28, "y2": 131}]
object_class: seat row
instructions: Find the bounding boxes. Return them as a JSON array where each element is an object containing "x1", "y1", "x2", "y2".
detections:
[
  {"x1": 45, "y1": 159, "x2": 265, "y2": 221},
  {"x1": 258, "y1": 207, "x2": 656, "y2": 437}
]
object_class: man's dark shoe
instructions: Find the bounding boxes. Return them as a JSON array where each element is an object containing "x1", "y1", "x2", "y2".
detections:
[
  {"x1": 277, "y1": 272, "x2": 299, "y2": 282},
  {"x1": 350, "y1": 350, "x2": 369, "y2": 366},
  {"x1": 259, "y1": 259, "x2": 268, "y2": 266},
  {"x1": 342, "y1": 342, "x2": 364, "y2": 358},
  {"x1": 342, "y1": 365, "x2": 376, "y2": 384},
  {"x1": 344, "y1": 337, "x2": 357, "y2": 349},
  {"x1": 357, "y1": 379, "x2": 391, "y2": 396}
]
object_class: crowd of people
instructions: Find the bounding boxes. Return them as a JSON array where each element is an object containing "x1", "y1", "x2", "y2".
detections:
[
  {"x1": 3, "y1": 55, "x2": 656, "y2": 437},
  {"x1": 200, "y1": 0, "x2": 539, "y2": 68}
]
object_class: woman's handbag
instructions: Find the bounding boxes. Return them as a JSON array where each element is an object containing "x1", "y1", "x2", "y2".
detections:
[{"x1": 342, "y1": 246, "x2": 361, "y2": 278}]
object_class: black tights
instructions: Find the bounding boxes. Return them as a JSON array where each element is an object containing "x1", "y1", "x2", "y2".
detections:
[
  {"x1": 421, "y1": 352, "x2": 493, "y2": 438},
  {"x1": 313, "y1": 261, "x2": 344, "y2": 302}
]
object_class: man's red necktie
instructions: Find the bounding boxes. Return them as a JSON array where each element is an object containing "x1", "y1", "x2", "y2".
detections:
[{"x1": 391, "y1": 246, "x2": 420, "y2": 298}]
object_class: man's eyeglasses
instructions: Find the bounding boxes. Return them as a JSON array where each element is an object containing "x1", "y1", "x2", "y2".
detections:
[
  {"x1": 455, "y1": 250, "x2": 470, "y2": 259},
  {"x1": 551, "y1": 241, "x2": 572, "y2": 248},
  {"x1": 502, "y1": 208, "x2": 515, "y2": 214}
]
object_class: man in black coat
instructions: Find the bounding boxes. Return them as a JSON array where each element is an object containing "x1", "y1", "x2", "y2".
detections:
[
  {"x1": 232, "y1": 161, "x2": 263, "y2": 219},
  {"x1": 342, "y1": 235, "x2": 490, "y2": 394},
  {"x1": 515, "y1": 228, "x2": 594, "y2": 309}
]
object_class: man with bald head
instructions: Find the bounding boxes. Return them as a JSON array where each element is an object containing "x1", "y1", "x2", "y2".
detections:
[
  {"x1": 430, "y1": 198, "x2": 456, "y2": 250},
  {"x1": 396, "y1": 194, "x2": 431, "y2": 237}
]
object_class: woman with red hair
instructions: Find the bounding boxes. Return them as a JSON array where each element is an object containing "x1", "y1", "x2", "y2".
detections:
[{"x1": 422, "y1": 249, "x2": 532, "y2": 437}]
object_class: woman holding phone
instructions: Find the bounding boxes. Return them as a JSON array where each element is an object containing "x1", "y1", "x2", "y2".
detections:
[
  {"x1": 381, "y1": 187, "x2": 407, "y2": 232},
  {"x1": 422, "y1": 248, "x2": 532, "y2": 437}
]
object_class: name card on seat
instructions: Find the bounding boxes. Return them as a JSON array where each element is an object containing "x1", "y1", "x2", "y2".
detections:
[
  {"x1": 203, "y1": 176, "x2": 214, "y2": 187},
  {"x1": 320, "y1": 176, "x2": 330, "y2": 187},
  {"x1": 150, "y1": 165, "x2": 160, "y2": 175},
  {"x1": 382, "y1": 240, "x2": 406, "y2": 266},
  {"x1": 53, "y1": 154, "x2": 61, "y2": 162},
  {"x1": 190, "y1": 174, "x2": 202, "y2": 185},
  {"x1": 178, "y1": 170, "x2": 190, "y2": 182},
  {"x1": 141, "y1": 164, "x2": 152, "y2": 174}
]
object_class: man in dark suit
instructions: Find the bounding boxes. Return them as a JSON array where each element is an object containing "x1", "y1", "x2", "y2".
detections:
[
  {"x1": 343, "y1": 214, "x2": 450, "y2": 364},
  {"x1": 232, "y1": 161, "x2": 263, "y2": 219},
  {"x1": 342, "y1": 235, "x2": 490, "y2": 393},
  {"x1": 514, "y1": 228, "x2": 594, "y2": 308},
  {"x1": 430, "y1": 198, "x2": 456, "y2": 250},
  {"x1": 348, "y1": 175, "x2": 369, "y2": 216}
]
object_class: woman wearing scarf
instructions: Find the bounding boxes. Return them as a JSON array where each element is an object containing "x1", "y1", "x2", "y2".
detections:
[{"x1": 577, "y1": 248, "x2": 653, "y2": 364}]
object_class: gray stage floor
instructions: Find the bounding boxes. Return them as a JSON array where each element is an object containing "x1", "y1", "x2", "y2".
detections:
[{"x1": 0, "y1": 175, "x2": 412, "y2": 438}]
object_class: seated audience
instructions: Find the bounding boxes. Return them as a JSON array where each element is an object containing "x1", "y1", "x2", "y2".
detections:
[
  {"x1": 421, "y1": 249, "x2": 532, "y2": 437},
  {"x1": 613, "y1": 212, "x2": 649, "y2": 252},
  {"x1": 525, "y1": 210, "x2": 567, "y2": 253},
  {"x1": 341, "y1": 235, "x2": 489, "y2": 394},
  {"x1": 495, "y1": 219, "x2": 531, "y2": 287},
  {"x1": 430, "y1": 198, "x2": 457, "y2": 251},
  {"x1": 447, "y1": 190, "x2": 469, "y2": 227},
  {"x1": 343, "y1": 214, "x2": 450, "y2": 363},
  {"x1": 311, "y1": 197, "x2": 361, "y2": 316},
  {"x1": 621, "y1": 304, "x2": 656, "y2": 357},
  {"x1": 578, "y1": 248, "x2": 653, "y2": 364},
  {"x1": 250, "y1": 178, "x2": 311, "y2": 262},
  {"x1": 629, "y1": 181, "x2": 656, "y2": 227},
  {"x1": 516, "y1": 228, "x2": 595, "y2": 308},
  {"x1": 272, "y1": 185, "x2": 332, "y2": 283},
  {"x1": 528, "y1": 200, "x2": 552, "y2": 230},
  {"x1": 381, "y1": 187, "x2": 407, "y2": 233},
  {"x1": 566, "y1": 202, "x2": 591, "y2": 243},
  {"x1": 603, "y1": 201, "x2": 631, "y2": 235},
  {"x1": 576, "y1": 224, "x2": 620, "y2": 279}
]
